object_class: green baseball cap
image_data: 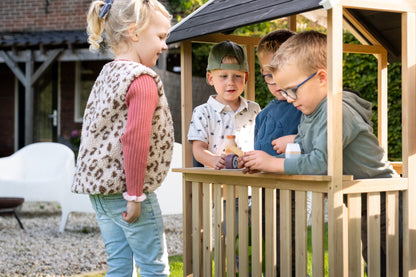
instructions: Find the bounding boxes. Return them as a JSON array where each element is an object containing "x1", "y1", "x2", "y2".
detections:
[{"x1": 206, "y1": 40, "x2": 248, "y2": 72}]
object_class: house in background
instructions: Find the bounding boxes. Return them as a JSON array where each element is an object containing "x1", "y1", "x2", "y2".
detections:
[{"x1": 0, "y1": 0, "x2": 209, "y2": 157}]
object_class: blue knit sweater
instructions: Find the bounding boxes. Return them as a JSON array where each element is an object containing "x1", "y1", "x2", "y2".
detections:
[{"x1": 254, "y1": 98, "x2": 302, "y2": 156}]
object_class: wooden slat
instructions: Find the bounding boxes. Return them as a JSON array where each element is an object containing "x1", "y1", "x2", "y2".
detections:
[
  {"x1": 192, "y1": 182, "x2": 202, "y2": 276},
  {"x1": 214, "y1": 184, "x2": 225, "y2": 277},
  {"x1": 226, "y1": 185, "x2": 236, "y2": 276},
  {"x1": 348, "y1": 194, "x2": 364, "y2": 277},
  {"x1": 367, "y1": 192, "x2": 381, "y2": 277},
  {"x1": 342, "y1": 178, "x2": 408, "y2": 194},
  {"x1": 295, "y1": 191, "x2": 307, "y2": 276},
  {"x1": 238, "y1": 186, "x2": 249, "y2": 277},
  {"x1": 280, "y1": 189, "x2": 291, "y2": 277},
  {"x1": 251, "y1": 187, "x2": 263, "y2": 277},
  {"x1": 203, "y1": 183, "x2": 213, "y2": 277},
  {"x1": 311, "y1": 192, "x2": 325, "y2": 277},
  {"x1": 265, "y1": 188, "x2": 277, "y2": 277},
  {"x1": 386, "y1": 191, "x2": 399, "y2": 277}
]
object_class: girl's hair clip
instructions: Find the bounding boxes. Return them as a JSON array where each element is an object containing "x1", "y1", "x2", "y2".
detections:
[{"x1": 99, "y1": 0, "x2": 114, "y2": 18}]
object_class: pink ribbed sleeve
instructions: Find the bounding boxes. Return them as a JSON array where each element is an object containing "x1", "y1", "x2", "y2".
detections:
[{"x1": 120, "y1": 74, "x2": 158, "y2": 200}]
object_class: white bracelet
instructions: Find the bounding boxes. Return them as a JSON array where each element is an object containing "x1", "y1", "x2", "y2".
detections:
[{"x1": 123, "y1": 192, "x2": 147, "y2": 202}]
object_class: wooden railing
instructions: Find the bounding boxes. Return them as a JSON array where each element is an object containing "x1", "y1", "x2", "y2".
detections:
[{"x1": 173, "y1": 167, "x2": 408, "y2": 277}]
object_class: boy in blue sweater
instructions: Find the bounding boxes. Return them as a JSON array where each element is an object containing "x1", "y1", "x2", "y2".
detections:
[{"x1": 255, "y1": 30, "x2": 302, "y2": 155}]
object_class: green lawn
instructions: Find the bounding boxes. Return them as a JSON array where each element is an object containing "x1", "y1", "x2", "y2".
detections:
[{"x1": 77, "y1": 225, "x2": 328, "y2": 277}]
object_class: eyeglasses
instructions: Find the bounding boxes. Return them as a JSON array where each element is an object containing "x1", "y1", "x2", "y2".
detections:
[
  {"x1": 280, "y1": 72, "x2": 317, "y2": 100},
  {"x1": 261, "y1": 70, "x2": 276, "y2": 85}
]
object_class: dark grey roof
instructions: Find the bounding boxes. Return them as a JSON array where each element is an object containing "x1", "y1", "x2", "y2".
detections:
[
  {"x1": 345, "y1": 9, "x2": 401, "y2": 63},
  {"x1": 167, "y1": 0, "x2": 402, "y2": 63},
  {"x1": 0, "y1": 30, "x2": 88, "y2": 50},
  {"x1": 167, "y1": 0, "x2": 322, "y2": 44}
]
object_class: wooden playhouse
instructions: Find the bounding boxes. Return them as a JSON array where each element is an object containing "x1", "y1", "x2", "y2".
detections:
[{"x1": 167, "y1": 0, "x2": 416, "y2": 276}]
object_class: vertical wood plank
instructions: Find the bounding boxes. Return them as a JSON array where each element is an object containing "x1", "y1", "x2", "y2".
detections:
[
  {"x1": 214, "y1": 184, "x2": 225, "y2": 277},
  {"x1": 376, "y1": 50, "x2": 389, "y2": 157},
  {"x1": 251, "y1": 187, "x2": 263, "y2": 277},
  {"x1": 401, "y1": 11, "x2": 416, "y2": 276},
  {"x1": 265, "y1": 188, "x2": 277, "y2": 277},
  {"x1": 181, "y1": 40, "x2": 193, "y2": 276},
  {"x1": 312, "y1": 192, "x2": 325, "y2": 277},
  {"x1": 368, "y1": 192, "x2": 381, "y2": 277},
  {"x1": 326, "y1": 5, "x2": 346, "y2": 277},
  {"x1": 386, "y1": 191, "x2": 399, "y2": 277},
  {"x1": 348, "y1": 194, "x2": 364, "y2": 277},
  {"x1": 238, "y1": 186, "x2": 249, "y2": 277},
  {"x1": 288, "y1": 15, "x2": 297, "y2": 32},
  {"x1": 295, "y1": 191, "x2": 307, "y2": 276},
  {"x1": 203, "y1": 183, "x2": 212, "y2": 277},
  {"x1": 226, "y1": 185, "x2": 236, "y2": 276},
  {"x1": 280, "y1": 189, "x2": 291, "y2": 277},
  {"x1": 245, "y1": 44, "x2": 255, "y2": 101},
  {"x1": 192, "y1": 182, "x2": 202, "y2": 276}
]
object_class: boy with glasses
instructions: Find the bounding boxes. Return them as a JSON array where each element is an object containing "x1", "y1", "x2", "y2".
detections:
[{"x1": 240, "y1": 30, "x2": 399, "y2": 277}]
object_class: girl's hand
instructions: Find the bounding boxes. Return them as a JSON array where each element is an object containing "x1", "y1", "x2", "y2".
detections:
[
  {"x1": 272, "y1": 135, "x2": 296, "y2": 154},
  {"x1": 122, "y1": 201, "x2": 141, "y2": 223}
]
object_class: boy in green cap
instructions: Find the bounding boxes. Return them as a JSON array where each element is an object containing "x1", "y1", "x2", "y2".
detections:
[{"x1": 188, "y1": 40, "x2": 260, "y2": 169}]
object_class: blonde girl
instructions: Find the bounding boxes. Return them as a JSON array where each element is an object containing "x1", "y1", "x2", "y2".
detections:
[{"x1": 72, "y1": 0, "x2": 174, "y2": 276}]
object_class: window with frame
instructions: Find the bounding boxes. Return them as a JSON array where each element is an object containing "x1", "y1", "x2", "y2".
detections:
[{"x1": 74, "y1": 61, "x2": 106, "y2": 122}]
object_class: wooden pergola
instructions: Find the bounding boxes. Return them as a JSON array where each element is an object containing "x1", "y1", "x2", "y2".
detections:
[{"x1": 168, "y1": 0, "x2": 416, "y2": 276}]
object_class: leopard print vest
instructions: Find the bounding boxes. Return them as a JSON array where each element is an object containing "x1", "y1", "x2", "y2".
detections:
[{"x1": 72, "y1": 60, "x2": 174, "y2": 195}]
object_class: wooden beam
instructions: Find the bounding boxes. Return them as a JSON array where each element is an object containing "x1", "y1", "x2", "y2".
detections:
[
  {"x1": 31, "y1": 49, "x2": 62, "y2": 85},
  {"x1": 401, "y1": 11, "x2": 416, "y2": 276},
  {"x1": 327, "y1": 4, "x2": 346, "y2": 277},
  {"x1": 343, "y1": 9, "x2": 382, "y2": 47},
  {"x1": 340, "y1": 0, "x2": 416, "y2": 12},
  {"x1": 191, "y1": 33, "x2": 260, "y2": 46},
  {"x1": 180, "y1": 40, "x2": 193, "y2": 277},
  {"x1": 0, "y1": 51, "x2": 26, "y2": 84},
  {"x1": 25, "y1": 50, "x2": 34, "y2": 145}
]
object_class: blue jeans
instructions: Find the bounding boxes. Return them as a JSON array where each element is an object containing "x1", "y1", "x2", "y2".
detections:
[{"x1": 90, "y1": 193, "x2": 169, "y2": 277}]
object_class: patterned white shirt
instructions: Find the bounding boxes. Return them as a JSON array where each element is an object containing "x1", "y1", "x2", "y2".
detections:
[{"x1": 188, "y1": 95, "x2": 261, "y2": 155}]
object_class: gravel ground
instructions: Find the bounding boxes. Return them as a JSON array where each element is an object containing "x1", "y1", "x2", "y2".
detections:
[{"x1": 0, "y1": 202, "x2": 183, "y2": 277}]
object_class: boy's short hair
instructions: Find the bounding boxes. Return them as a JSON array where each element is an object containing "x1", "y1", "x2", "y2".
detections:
[
  {"x1": 257, "y1": 29, "x2": 295, "y2": 60},
  {"x1": 268, "y1": 30, "x2": 327, "y2": 75},
  {"x1": 207, "y1": 40, "x2": 248, "y2": 72}
]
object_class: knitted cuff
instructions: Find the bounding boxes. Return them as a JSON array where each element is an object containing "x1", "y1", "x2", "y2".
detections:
[{"x1": 123, "y1": 192, "x2": 147, "y2": 202}]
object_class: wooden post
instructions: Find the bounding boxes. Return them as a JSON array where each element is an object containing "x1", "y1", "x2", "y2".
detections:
[
  {"x1": 401, "y1": 11, "x2": 416, "y2": 276},
  {"x1": 181, "y1": 40, "x2": 193, "y2": 276},
  {"x1": 327, "y1": 4, "x2": 345, "y2": 277}
]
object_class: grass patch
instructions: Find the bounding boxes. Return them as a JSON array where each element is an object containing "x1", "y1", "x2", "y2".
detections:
[
  {"x1": 74, "y1": 255, "x2": 184, "y2": 277},
  {"x1": 78, "y1": 225, "x2": 329, "y2": 277}
]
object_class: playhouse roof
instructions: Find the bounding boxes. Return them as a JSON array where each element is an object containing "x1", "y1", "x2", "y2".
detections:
[{"x1": 167, "y1": 0, "x2": 402, "y2": 62}]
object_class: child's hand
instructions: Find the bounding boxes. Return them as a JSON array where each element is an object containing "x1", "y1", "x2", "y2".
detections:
[
  {"x1": 272, "y1": 135, "x2": 296, "y2": 154},
  {"x1": 122, "y1": 201, "x2": 141, "y2": 223},
  {"x1": 241, "y1": 150, "x2": 284, "y2": 173},
  {"x1": 213, "y1": 154, "x2": 226, "y2": 170}
]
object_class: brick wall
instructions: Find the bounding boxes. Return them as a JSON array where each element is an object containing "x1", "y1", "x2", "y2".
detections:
[{"x1": 0, "y1": 0, "x2": 91, "y2": 32}]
